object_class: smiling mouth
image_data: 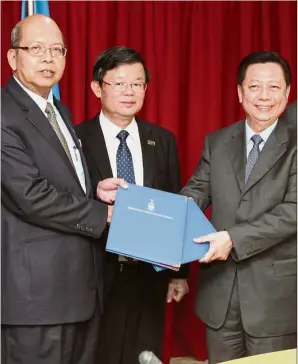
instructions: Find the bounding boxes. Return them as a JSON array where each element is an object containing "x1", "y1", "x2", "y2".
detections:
[
  {"x1": 40, "y1": 70, "x2": 55, "y2": 77},
  {"x1": 255, "y1": 105, "x2": 272, "y2": 110}
]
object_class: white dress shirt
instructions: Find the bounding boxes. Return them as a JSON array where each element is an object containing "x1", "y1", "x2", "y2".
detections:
[
  {"x1": 14, "y1": 76, "x2": 86, "y2": 193},
  {"x1": 100, "y1": 111, "x2": 143, "y2": 262},
  {"x1": 99, "y1": 111, "x2": 144, "y2": 186},
  {"x1": 245, "y1": 119, "x2": 278, "y2": 158}
]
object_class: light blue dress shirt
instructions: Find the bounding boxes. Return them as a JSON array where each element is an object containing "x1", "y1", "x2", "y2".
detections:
[{"x1": 245, "y1": 120, "x2": 278, "y2": 158}]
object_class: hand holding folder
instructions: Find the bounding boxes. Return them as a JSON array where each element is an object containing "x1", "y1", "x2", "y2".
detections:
[{"x1": 106, "y1": 184, "x2": 216, "y2": 271}]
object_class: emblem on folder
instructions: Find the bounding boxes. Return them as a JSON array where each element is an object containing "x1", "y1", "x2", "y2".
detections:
[
  {"x1": 147, "y1": 140, "x2": 155, "y2": 146},
  {"x1": 147, "y1": 199, "x2": 155, "y2": 212}
]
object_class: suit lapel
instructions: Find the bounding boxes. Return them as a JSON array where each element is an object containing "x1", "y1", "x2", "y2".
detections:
[
  {"x1": 242, "y1": 120, "x2": 289, "y2": 195},
  {"x1": 85, "y1": 116, "x2": 113, "y2": 180},
  {"x1": 7, "y1": 79, "x2": 64, "y2": 155},
  {"x1": 8, "y1": 78, "x2": 77, "y2": 174},
  {"x1": 226, "y1": 121, "x2": 246, "y2": 192},
  {"x1": 7, "y1": 78, "x2": 87, "y2": 193},
  {"x1": 54, "y1": 100, "x2": 91, "y2": 195},
  {"x1": 137, "y1": 119, "x2": 155, "y2": 187}
]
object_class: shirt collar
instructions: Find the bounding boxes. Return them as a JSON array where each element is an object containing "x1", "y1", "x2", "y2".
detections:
[
  {"x1": 99, "y1": 111, "x2": 138, "y2": 139},
  {"x1": 13, "y1": 75, "x2": 54, "y2": 113},
  {"x1": 245, "y1": 119, "x2": 278, "y2": 146}
]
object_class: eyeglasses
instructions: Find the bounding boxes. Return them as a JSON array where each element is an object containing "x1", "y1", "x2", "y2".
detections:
[
  {"x1": 102, "y1": 80, "x2": 147, "y2": 93},
  {"x1": 13, "y1": 43, "x2": 67, "y2": 58}
]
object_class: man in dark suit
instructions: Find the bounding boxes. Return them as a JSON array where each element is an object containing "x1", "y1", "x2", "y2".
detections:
[
  {"x1": 75, "y1": 46, "x2": 189, "y2": 364},
  {"x1": 1, "y1": 14, "x2": 118, "y2": 364},
  {"x1": 181, "y1": 51, "x2": 297, "y2": 363}
]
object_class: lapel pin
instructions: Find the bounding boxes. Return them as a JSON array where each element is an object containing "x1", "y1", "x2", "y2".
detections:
[{"x1": 147, "y1": 140, "x2": 155, "y2": 146}]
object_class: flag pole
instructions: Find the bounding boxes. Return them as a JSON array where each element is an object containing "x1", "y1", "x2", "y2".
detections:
[{"x1": 28, "y1": 0, "x2": 34, "y2": 16}]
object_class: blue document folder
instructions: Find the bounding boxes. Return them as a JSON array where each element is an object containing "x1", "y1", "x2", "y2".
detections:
[{"x1": 106, "y1": 184, "x2": 216, "y2": 271}]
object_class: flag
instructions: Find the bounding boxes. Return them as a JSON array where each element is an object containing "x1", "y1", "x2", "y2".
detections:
[{"x1": 21, "y1": 0, "x2": 61, "y2": 100}]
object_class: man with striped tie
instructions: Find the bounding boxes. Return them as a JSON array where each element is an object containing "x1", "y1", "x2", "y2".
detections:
[
  {"x1": 2, "y1": 14, "x2": 115, "y2": 364},
  {"x1": 181, "y1": 51, "x2": 297, "y2": 363}
]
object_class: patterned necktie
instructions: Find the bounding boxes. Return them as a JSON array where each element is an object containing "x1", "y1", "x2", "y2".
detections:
[
  {"x1": 245, "y1": 134, "x2": 263, "y2": 183},
  {"x1": 116, "y1": 130, "x2": 136, "y2": 184},
  {"x1": 45, "y1": 102, "x2": 74, "y2": 166}
]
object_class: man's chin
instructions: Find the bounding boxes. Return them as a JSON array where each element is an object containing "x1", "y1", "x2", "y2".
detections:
[
  {"x1": 120, "y1": 110, "x2": 138, "y2": 118},
  {"x1": 38, "y1": 73, "x2": 61, "y2": 85},
  {"x1": 38, "y1": 79, "x2": 58, "y2": 87},
  {"x1": 255, "y1": 117, "x2": 278, "y2": 127}
]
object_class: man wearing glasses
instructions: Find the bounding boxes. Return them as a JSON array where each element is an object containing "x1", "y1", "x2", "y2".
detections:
[
  {"x1": 1, "y1": 14, "x2": 116, "y2": 364},
  {"x1": 75, "y1": 46, "x2": 189, "y2": 364}
]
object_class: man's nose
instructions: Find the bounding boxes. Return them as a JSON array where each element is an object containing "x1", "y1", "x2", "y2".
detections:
[
  {"x1": 259, "y1": 86, "x2": 270, "y2": 99},
  {"x1": 123, "y1": 84, "x2": 134, "y2": 94},
  {"x1": 41, "y1": 48, "x2": 54, "y2": 62}
]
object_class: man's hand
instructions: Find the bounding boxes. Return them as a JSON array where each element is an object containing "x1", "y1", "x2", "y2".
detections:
[
  {"x1": 96, "y1": 178, "x2": 128, "y2": 203},
  {"x1": 166, "y1": 279, "x2": 189, "y2": 303},
  {"x1": 194, "y1": 231, "x2": 232, "y2": 263},
  {"x1": 107, "y1": 205, "x2": 113, "y2": 224}
]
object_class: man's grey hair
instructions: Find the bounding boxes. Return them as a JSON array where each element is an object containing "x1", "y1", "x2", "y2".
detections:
[{"x1": 11, "y1": 20, "x2": 22, "y2": 48}]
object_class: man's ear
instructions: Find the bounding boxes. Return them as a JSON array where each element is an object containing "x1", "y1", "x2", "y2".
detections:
[
  {"x1": 285, "y1": 85, "x2": 291, "y2": 101},
  {"x1": 237, "y1": 84, "x2": 243, "y2": 103},
  {"x1": 7, "y1": 49, "x2": 17, "y2": 71},
  {"x1": 91, "y1": 81, "x2": 102, "y2": 99}
]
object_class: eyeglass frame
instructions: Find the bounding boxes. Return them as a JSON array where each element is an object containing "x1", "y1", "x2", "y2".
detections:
[
  {"x1": 13, "y1": 43, "x2": 67, "y2": 58},
  {"x1": 102, "y1": 80, "x2": 147, "y2": 93}
]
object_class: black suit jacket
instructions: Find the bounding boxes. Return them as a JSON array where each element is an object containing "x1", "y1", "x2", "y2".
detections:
[
  {"x1": 75, "y1": 114, "x2": 189, "y2": 285},
  {"x1": 181, "y1": 119, "x2": 297, "y2": 337},
  {"x1": 1, "y1": 78, "x2": 108, "y2": 325}
]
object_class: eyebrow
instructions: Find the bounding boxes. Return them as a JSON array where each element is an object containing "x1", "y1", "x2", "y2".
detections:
[
  {"x1": 30, "y1": 41, "x2": 65, "y2": 46},
  {"x1": 115, "y1": 76, "x2": 145, "y2": 81},
  {"x1": 247, "y1": 79, "x2": 281, "y2": 83}
]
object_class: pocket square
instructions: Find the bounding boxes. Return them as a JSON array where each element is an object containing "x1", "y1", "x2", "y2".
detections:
[{"x1": 147, "y1": 140, "x2": 155, "y2": 146}]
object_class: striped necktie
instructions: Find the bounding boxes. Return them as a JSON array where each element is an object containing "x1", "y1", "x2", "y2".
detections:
[
  {"x1": 45, "y1": 102, "x2": 74, "y2": 167},
  {"x1": 245, "y1": 134, "x2": 263, "y2": 183}
]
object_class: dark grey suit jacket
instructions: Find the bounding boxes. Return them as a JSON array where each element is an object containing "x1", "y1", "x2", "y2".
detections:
[
  {"x1": 181, "y1": 118, "x2": 297, "y2": 337},
  {"x1": 1, "y1": 77, "x2": 108, "y2": 325}
]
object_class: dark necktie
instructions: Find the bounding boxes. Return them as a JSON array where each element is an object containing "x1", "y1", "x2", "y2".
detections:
[
  {"x1": 116, "y1": 130, "x2": 136, "y2": 184},
  {"x1": 245, "y1": 134, "x2": 263, "y2": 183},
  {"x1": 45, "y1": 102, "x2": 74, "y2": 166}
]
